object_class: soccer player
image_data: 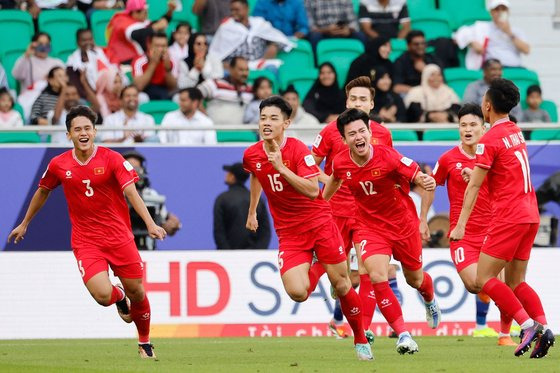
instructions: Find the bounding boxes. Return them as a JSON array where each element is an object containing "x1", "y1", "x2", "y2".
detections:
[
  {"x1": 312, "y1": 76, "x2": 400, "y2": 336},
  {"x1": 449, "y1": 79, "x2": 555, "y2": 358},
  {"x1": 244, "y1": 96, "x2": 373, "y2": 361},
  {"x1": 324, "y1": 108, "x2": 441, "y2": 355},
  {"x1": 420, "y1": 103, "x2": 516, "y2": 346},
  {"x1": 8, "y1": 106, "x2": 166, "y2": 359}
]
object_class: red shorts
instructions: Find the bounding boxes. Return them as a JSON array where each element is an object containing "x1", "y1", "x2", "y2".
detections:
[
  {"x1": 73, "y1": 239, "x2": 144, "y2": 283},
  {"x1": 357, "y1": 230, "x2": 423, "y2": 271},
  {"x1": 277, "y1": 220, "x2": 346, "y2": 275},
  {"x1": 333, "y1": 215, "x2": 356, "y2": 254},
  {"x1": 449, "y1": 233, "x2": 485, "y2": 272},
  {"x1": 481, "y1": 223, "x2": 539, "y2": 262}
]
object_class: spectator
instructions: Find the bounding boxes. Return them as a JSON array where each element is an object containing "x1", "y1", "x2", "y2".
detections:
[
  {"x1": 0, "y1": 63, "x2": 8, "y2": 90},
  {"x1": 197, "y1": 56, "x2": 253, "y2": 125},
  {"x1": 302, "y1": 62, "x2": 346, "y2": 123},
  {"x1": 168, "y1": 23, "x2": 192, "y2": 78},
  {"x1": 0, "y1": 88, "x2": 23, "y2": 127},
  {"x1": 462, "y1": 59, "x2": 522, "y2": 119},
  {"x1": 372, "y1": 68, "x2": 407, "y2": 123},
  {"x1": 29, "y1": 66, "x2": 67, "y2": 125},
  {"x1": 346, "y1": 36, "x2": 393, "y2": 85},
  {"x1": 453, "y1": 0, "x2": 529, "y2": 69},
  {"x1": 304, "y1": 0, "x2": 363, "y2": 52},
  {"x1": 192, "y1": 0, "x2": 230, "y2": 37},
  {"x1": 208, "y1": 0, "x2": 294, "y2": 69},
  {"x1": 76, "y1": 0, "x2": 125, "y2": 19},
  {"x1": 123, "y1": 150, "x2": 181, "y2": 250},
  {"x1": 159, "y1": 87, "x2": 216, "y2": 144},
  {"x1": 101, "y1": 85, "x2": 156, "y2": 143},
  {"x1": 213, "y1": 162, "x2": 271, "y2": 250},
  {"x1": 523, "y1": 85, "x2": 551, "y2": 123},
  {"x1": 252, "y1": 0, "x2": 309, "y2": 38},
  {"x1": 96, "y1": 68, "x2": 124, "y2": 118},
  {"x1": 393, "y1": 30, "x2": 442, "y2": 94},
  {"x1": 243, "y1": 76, "x2": 273, "y2": 124},
  {"x1": 66, "y1": 28, "x2": 113, "y2": 99},
  {"x1": 358, "y1": 0, "x2": 411, "y2": 40},
  {"x1": 12, "y1": 32, "x2": 64, "y2": 119},
  {"x1": 177, "y1": 33, "x2": 224, "y2": 88},
  {"x1": 47, "y1": 83, "x2": 81, "y2": 143},
  {"x1": 132, "y1": 32, "x2": 177, "y2": 100},
  {"x1": 404, "y1": 64, "x2": 460, "y2": 123},
  {"x1": 34, "y1": 0, "x2": 75, "y2": 9},
  {"x1": 281, "y1": 84, "x2": 320, "y2": 144}
]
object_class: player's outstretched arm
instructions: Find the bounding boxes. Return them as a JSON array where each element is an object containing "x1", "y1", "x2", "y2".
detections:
[
  {"x1": 8, "y1": 187, "x2": 51, "y2": 244},
  {"x1": 123, "y1": 184, "x2": 167, "y2": 240},
  {"x1": 413, "y1": 172, "x2": 436, "y2": 192},
  {"x1": 420, "y1": 189, "x2": 435, "y2": 242},
  {"x1": 449, "y1": 166, "x2": 488, "y2": 241},
  {"x1": 246, "y1": 174, "x2": 262, "y2": 232},
  {"x1": 322, "y1": 173, "x2": 342, "y2": 201}
]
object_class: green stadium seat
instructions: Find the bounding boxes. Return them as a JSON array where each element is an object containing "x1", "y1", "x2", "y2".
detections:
[
  {"x1": 139, "y1": 100, "x2": 179, "y2": 124},
  {"x1": 317, "y1": 39, "x2": 365, "y2": 88},
  {"x1": 0, "y1": 132, "x2": 41, "y2": 144},
  {"x1": 147, "y1": 0, "x2": 168, "y2": 20},
  {"x1": 530, "y1": 129, "x2": 560, "y2": 141},
  {"x1": 502, "y1": 68, "x2": 539, "y2": 102},
  {"x1": 439, "y1": 0, "x2": 490, "y2": 29},
  {"x1": 278, "y1": 39, "x2": 314, "y2": 69},
  {"x1": 443, "y1": 68, "x2": 483, "y2": 99},
  {"x1": 520, "y1": 100, "x2": 558, "y2": 123},
  {"x1": 170, "y1": 0, "x2": 201, "y2": 32},
  {"x1": 410, "y1": 10, "x2": 452, "y2": 40},
  {"x1": 352, "y1": 0, "x2": 360, "y2": 14},
  {"x1": 39, "y1": 10, "x2": 87, "y2": 61},
  {"x1": 91, "y1": 10, "x2": 117, "y2": 47},
  {"x1": 423, "y1": 129, "x2": 460, "y2": 141},
  {"x1": 0, "y1": 10, "x2": 34, "y2": 56},
  {"x1": 391, "y1": 129, "x2": 419, "y2": 141},
  {"x1": 13, "y1": 102, "x2": 25, "y2": 121},
  {"x1": 248, "y1": 69, "x2": 278, "y2": 93},
  {"x1": 407, "y1": 0, "x2": 436, "y2": 18},
  {"x1": 1, "y1": 47, "x2": 26, "y2": 92},
  {"x1": 217, "y1": 131, "x2": 258, "y2": 142},
  {"x1": 278, "y1": 66, "x2": 318, "y2": 101},
  {"x1": 389, "y1": 38, "x2": 407, "y2": 62}
]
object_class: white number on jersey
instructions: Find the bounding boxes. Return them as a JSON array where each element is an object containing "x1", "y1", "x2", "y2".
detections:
[
  {"x1": 359, "y1": 181, "x2": 377, "y2": 196},
  {"x1": 278, "y1": 251, "x2": 284, "y2": 269},
  {"x1": 514, "y1": 150, "x2": 532, "y2": 194},
  {"x1": 454, "y1": 246, "x2": 465, "y2": 265},
  {"x1": 82, "y1": 179, "x2": 94, "y2": 197},
  {"x1": 268, "y1": 174, "x2": 284, "y2": 192}
]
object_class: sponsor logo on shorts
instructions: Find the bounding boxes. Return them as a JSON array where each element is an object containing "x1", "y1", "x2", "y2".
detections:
[{"x1": 339, "y1": 246, "x2": 344, "y2": 255}]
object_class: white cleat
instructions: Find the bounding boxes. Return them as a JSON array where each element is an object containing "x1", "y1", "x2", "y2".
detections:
[
  {"x1": 355, "y1": 343, "x2": 374, "y2": 361},
  {"x1": 396, "y1": 332, "x2": 419, "y2": 355},
  {"x1": 425, "y1": 298, "x2": 441, "y2": 329}
]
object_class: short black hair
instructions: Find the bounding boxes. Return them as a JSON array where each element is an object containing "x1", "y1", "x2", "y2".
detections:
[
  {"x1": 485, "y1": 78, "x2": 520, "y2": 114},
  {"x1": 120, "y1": 84, "x2": 138, "y2": 99},
  {"x1": 76, "y1": 28, "x2": 91, "y2": 41},
  {"x1": 230, "y1": 56, "x2": 247, "y2": 68},
  {"x1": 47, "y1": 66, "x2": 63, "y2": 79},
  {"x1": 458, "y1": 103, "x2": 484, "y2": 122},
  {"x1": 527, "y1": 84, "x2": 542, "y2": 96},
  {"x1": 231, "y1": 0, "x2": 248, "y2": 5},
  {"x1": 32, "y1": 32, "x2": 51, "y2": 42},
  {"x1": 280, "y1": 84, "x2": 299, "y2": 97},
  {"x1": 252, "y1": 76, "x2": 273, "y2": 96},
  {"x1": 482, "y1": 58, "x2": 501, "y2": 70},
  {"x1": 406, "y1": 30, "x2": 425, "y2": 44},
  {"x1": 65, "y1": 105, "x2": 97, "y2": 131},
  {"x1": 0, "y1": 88, "x2": 14, "y2": 109},
  {"x1": 150, "y1": 31, "x2": 168, "y2": 42},
  {"x1": 178, "y1": 87, "x2": 203, "y2": 101},
  {"x1": 337, "y1": 108, "x2": 370, "y2": 137},
  {"x1": 509, "y1": 114, "x2": 518, "y2": 123},
  {"x1": 175, "y1": 22, "x2": 192, "y2": 34},
  {"x1": 259, "y1": 96, "x2": 292, "y2": 118}
]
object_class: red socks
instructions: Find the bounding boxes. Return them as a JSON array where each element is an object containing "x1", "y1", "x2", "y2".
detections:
[
  {"x1": 307, "y1": 262, "x2": 326, "y2": 298},
  {"x1": 339, "y1": 287, "x2": 367, "y2": 344},
  {"x1": 482, "y1": 278, "x2": 530, "y2": 326},
  {"x1": 372, "y1": 281, "x2": 406, "y2": 335},
  {"x1": 359, "y1": 274, "x2": 375, "y2": 330},
  {"x1": 418, "y1": 272, "x2": 434, "y2": 302},
  {"x1": 513, "y1": 282, "x2": 548, "y2": 326},
  {"x1": 107, "y1": 285, "x2": 124, "y2": 306},
  {"x1": 130, "y1": 295, "x2": 151, "y2": 344},
  {"x1": 500, "y1": 309, "x2": 513, "y2": 335}
]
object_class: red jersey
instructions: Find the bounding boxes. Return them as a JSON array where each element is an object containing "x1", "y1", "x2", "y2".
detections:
[
  {"x1": 39, "y1": 146, "x2": 139, "y2": 249},
  {"x1": 475, "y1": 118, "x2": 539, "y2": 224},
  {"x1": 132, "y1": 55, "x2": 173, "y2": 86},
  {"x1": 243, "y1": 137, "x2": 333, "y2": 235},
  {"x1": 432, "y1": 145, "x2": 492, "y2": 236},
  {"x1": 332, "y1": 145, "x2": 420, "y2": 239},
  {"x1": 312, "y1": 119, "x2": 393, "y2": 217}
]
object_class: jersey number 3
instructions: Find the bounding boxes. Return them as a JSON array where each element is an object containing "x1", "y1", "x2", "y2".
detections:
[{"x1": 82, "y1": 179, "x2": 94, "y2": 197}]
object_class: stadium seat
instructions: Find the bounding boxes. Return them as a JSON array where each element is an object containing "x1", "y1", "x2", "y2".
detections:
[
  {"x1": 0, "y1": 10, "x2": 34, "y2": 56},
  {"x1": 443, "y1": 68, "x2": 483, "y2": 99},
  {"x1": 278, "y1": 66, "x2": 318, "y2": 101},
  {"x1": 13, "y1": 102, "x2": 25, "y2": 121},
  {"x1": 170, "y1": 0, "x2": 201, "y2": 33},
  {"x1": 389, "y1": 38, "x2": 407, "y2": 62},
  {"x1": 39, "y1": 10, "x2": 87, "y2": 61},
  {"x1": 407, "y1": 0, "x2": 436, "y2": 18},
  {"x1": 139, "y1": 100, "x2": 179, "y2": 124},
  {"x1": 423, "y1": 129, "x2": 460, "y2": 141},
  {"x1": 90, "y1": 10, "x2": 117, "y2": 47},
  {"x1": 277, "y1": 39, "x2": 314, "y2": 70},
  {"x1": 352, "y1": 0, "x2": 360, "y2": 14},
  {"x1": 410, "y1": 10, "x2": 452, "y2": 40},
  {"x1": 502, "y1": 68, "x2": 540, "y2": 102},
  {"x1": 317, "y1": 39, "x2": 365, "y2": 88},
  {"x1": 217, "y1": 131, "x2": 258, "y2": 142},
  {"x1": 439, "y1": 0, "x2": 490, "y2": 29},
  {"x1": 530, "y1": 129, "x2": 560, "y2": 141},
  {"x1": 520, "y1": 100, "x2": 558, "y2": 123},
  {"x1": 0, "y1": 47, "x2": 26, "y2": 92},
  {"x1": 391, "y1": 129, "x2": 419, "y2": 141},
  {"x1": 0, "y1": 132, "x2": 41, "y2": 144},
  {"x1": 248, "y1": 69, "x2": 278, "y2": 93}
]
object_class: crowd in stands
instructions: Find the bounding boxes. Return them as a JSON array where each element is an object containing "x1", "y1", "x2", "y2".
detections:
[{"x1": 0, "y1": 0, "x2": 556, "y2": 145}]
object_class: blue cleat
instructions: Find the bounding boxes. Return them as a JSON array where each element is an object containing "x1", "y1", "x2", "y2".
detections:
[
  {"x1": 515, "y1": 322, "x2": 542, "y2": 357},
  {"x1": 396, "y1": 332, "x2": 419, "y2": 355},
  {"x1": 530, "y1": 328, "x2": 555, "y2": 359},
  {"x1": 425, "y1": 299, "x2": 441, "y2": 329},
  {"x1": 355, "y1": 343, "x2": 374, "y2": 361}
]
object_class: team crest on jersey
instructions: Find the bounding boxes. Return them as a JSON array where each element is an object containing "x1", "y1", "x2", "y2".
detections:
[
  {"x1": 65, "y1": 170, "x2": 72, "y2": 179},
  {"x1": 371, "y1": 138, "x2": 379, "y2": 145},
  {"x1": 94, "y1": 167, "x2": 105, "y2": 175},
  {"x1": 283, "y1": 160, "x2": 291, "y2": 168},
  {"x1": 456, "y1": 162, "x2": 462, "y2": 169},
  {"x1": 371, "y1": 168, "x2": 381, "y2": 177},
  {"x1": 476, "y1": 144, "x2": 485, "y2": 155}
]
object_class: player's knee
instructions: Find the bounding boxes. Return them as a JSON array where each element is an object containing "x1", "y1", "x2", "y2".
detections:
[
  {"x1": 369, "y1": 271, "x2": 387, "y2": 284},
  {"x1": 287, "y1": 289, "x2": 308, "y2": 303},
  {"x1": 125, "y1": 285, "x2": 145, "y2": 303},
  {"x1": 91, "y1": 289, "x2": 113, "y2": 306},
  {"x1": 332, "y1": 279, "x2": 350, "y2": 296},
  {"x1": 464, "y1": 280, "x2": 481, "y2": 294},
  {"x1": 405, "y1": 276, "x2": 423, "y2": 289}
]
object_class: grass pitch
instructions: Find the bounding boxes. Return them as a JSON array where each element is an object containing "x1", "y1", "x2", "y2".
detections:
[{"x1": 0, "y1": 336, "x2": 557, "y2": 372}]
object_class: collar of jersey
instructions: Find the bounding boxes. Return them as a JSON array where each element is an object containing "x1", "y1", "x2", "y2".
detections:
[
  {"x1": 350, "y1": 144, "x2": 374, "y2": 167},
  {"x1": 72, "y1": 145, "x2": 98, "y2": 166},
  {"x1": 261, "y1": 136, "x2": 287, "y2": 152},
  {"x1": 492, "y1": 116, "x2": 510, "y2": 127},
  {"x1": 458, "y1": 144, "x2": 476, "y2": 160}
]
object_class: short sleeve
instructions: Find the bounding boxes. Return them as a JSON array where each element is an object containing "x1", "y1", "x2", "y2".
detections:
[
  {"x1": 111, "y1": 152, "x2": 139, "y2": 190},
  {"x1": 38, "y1": 161, "x2": 61, "y2": 190},
  {"x1": 474, "y1": 136, "x2": 496, "y2": 170},
  {"x1": 295, "y1": 141, "x2": 320, "y2": 179},
  {"x1": 358, "y1": 5, "x2": 371, "y2": 23},
  {"x1": 386, "y1": 146, "x2": 419, "y2": 181},
  {"x1": 399, "y1": 4, "x2": 410, "y2": 23},
  {"x1": 311, "y1": 125, "x2": 332, "y2": 158},
  {"x1": 431, "y1": 156, "x2": 448, "y2": 186}
]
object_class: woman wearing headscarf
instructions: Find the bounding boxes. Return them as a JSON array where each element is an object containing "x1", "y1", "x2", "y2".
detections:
[
  {"x1": 345, "y1": 36, "x2": 393, "y2": 86},
  {"x1": 177, "y1": 33, "x2": 224, "y2": 88},
  {"x1": 96, "y1": 68, "x2": 124, "y2": 118},
  {"x1": 372, "y1": 66, "x2": 407, "y2": 123},
  {"x1": 404, "y1": 64, "x2": 460, "y2": 123},
  {"x1": 302, "y1": 62, "x2": 346, "y2": 123}
]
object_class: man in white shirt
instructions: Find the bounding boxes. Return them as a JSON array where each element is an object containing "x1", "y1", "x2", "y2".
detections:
[
  {"x1": 101, "y1": 85, "x2": 157, "y2": 143},
  {"x1": 158, "y1": 87, "x2": 216, "y2": 145}
]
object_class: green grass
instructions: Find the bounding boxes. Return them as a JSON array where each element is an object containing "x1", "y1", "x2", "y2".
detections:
[{"x1": 0, "y1": 336, "x2": 557, "y2": 372}]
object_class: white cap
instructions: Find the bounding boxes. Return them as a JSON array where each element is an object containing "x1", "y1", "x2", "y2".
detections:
[{"x1": 486, "y1": 0, "x2": 510, "y2": 10}]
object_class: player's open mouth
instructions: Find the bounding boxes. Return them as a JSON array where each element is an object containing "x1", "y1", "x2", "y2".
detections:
[
  {"x1": 79, "y1": 138, "x2": 89, "y2": 143},
  {"x1": 262, "y1": 128, "x2": 272, "y2": 135},
  {"x1": 356, "y1": 142, "x2": 366, "y2": 151},
  {"x1": 465, "y1": 134, "x2": 472, "y2": 140}
]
